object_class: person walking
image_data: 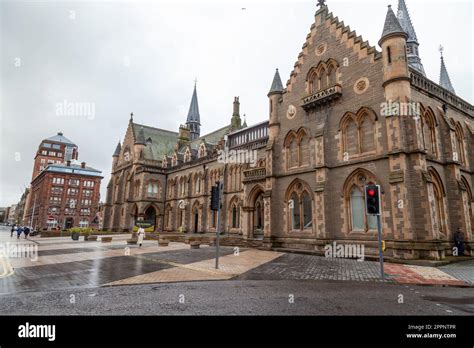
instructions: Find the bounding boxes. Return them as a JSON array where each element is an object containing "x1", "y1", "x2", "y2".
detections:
[
  {"x1": 24, "y1": 226, "x2": 30, "y2": 239},
  {"x1": 454, "y1": 227, "x2": 465, "y2": 256},
  {"x1": 17, "y1": 226, "x2": 23, "y2": 239},
  {"x1": 10, "y1": 224, "x2": 16, "y2": 237},
  {"x1": 137, "y1": 226, "x2": 145, "y2": 247}
]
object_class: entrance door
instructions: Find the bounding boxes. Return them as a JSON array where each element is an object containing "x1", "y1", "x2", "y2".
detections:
[
  {"x1": 193, "y1": 209, "x2": 199, "y2": 233},
  {"x1": 65, "y1": 218, "x2": 74, "y2": 229}
]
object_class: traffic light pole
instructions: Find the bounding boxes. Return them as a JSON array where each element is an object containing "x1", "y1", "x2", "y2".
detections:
[
  {"x1": 376, "y1": 214, "x2": 385, "y2": 281},
  {"x1": 215, "y1": 181, "x2": 223, "y2": 269}
]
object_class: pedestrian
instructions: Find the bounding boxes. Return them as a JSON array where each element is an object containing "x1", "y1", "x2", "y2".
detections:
[
  {"x1": 17, "y1": 226, "x2": 23, "y2": 239},
  {"x1": 454, "y1": 227, "x2": 465, "y2": 256},
  {"x1": 10, "y1": 224, "x2": 16, "y2": 237},
  {"x1": 137, "y1": 226, "x2": 145, "y2": 247},
  {"x1": 24, "y1": 226, "x2": 30, "y2": 239}
]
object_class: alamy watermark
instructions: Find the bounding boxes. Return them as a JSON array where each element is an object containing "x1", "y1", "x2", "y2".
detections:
[
  {"x1": 380, "y1": 100, "x2": 421, "y2": 119},
  {"x1": 0, "y1": 243, "x2": 38, "y2": 261},
  {"x1": 55, "y1": 99, "x2": 95, "y2": 120},
  {"x1": 217, "y1": 147, "x2": 257, "y2": 167},
  {"x1": 324, "y1": 241, "x2": 365, "y2": 261}
]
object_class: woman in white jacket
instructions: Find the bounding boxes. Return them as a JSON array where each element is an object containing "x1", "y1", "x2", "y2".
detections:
[{"x1": 137, "y1": 226, "x2": 145, "y2": 247}]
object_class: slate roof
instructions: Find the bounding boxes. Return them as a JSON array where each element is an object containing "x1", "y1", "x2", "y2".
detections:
[
  {"x1": 439, "y1": 56, "x2": 455, "y2": 94},
  {"x1": 379, "y1": 5, "x2": 407, "y2": 44},
  {"x1": 268, "y1": 68, "x2": 284, "y2": 95},
  {"x1": 186, "y1": 85, "x2": 200, "y2": 124},
  {"x1": 131, "y1": 123, "x2": 178, "y2": 161},
  {"x1": 45, "y1": 132, "x2": 76, "y2": 146}
]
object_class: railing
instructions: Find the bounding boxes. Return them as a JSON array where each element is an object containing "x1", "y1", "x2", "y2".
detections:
[
  {"x1": 228, "y1": 121, "x2": 269, "y2": 149},
  {"x1": 301, "y1": 84, "x2": 342, "y2": 110},
  {"x1": 243, "y1": 167, "x2": 266, "y2": 182},
  {"x1": 410, "y1": 70, "x2": 474, "y2": 115}
]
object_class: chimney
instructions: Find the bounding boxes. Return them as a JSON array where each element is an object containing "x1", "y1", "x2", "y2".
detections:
[
  {"x1": 81, "y1": 162, "x2": 86, "y2": 168},
  {"x1": 67, "y1": 160, "x2": 71, "y2": 166},
  {"x1": 58, "y1": 132, "x2": 63, "y2": 136}
]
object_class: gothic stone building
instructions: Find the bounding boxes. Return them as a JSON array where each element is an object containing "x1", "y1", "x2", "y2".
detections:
[{"x1": 103, "y1": 1, "x2": 474, "y2": 260}]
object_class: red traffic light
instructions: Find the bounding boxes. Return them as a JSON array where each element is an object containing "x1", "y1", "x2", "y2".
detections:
[{"x1": 368, "y1": 189, "x2": 376, "y2": 197}]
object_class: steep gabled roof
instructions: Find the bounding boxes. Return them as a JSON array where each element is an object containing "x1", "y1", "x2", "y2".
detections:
[{"x1": 131, "y1": 123, "x2": 178, "y2": 161}]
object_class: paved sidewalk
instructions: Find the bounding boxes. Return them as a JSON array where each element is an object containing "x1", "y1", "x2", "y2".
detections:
[{"x1": 1, "y1": 230, "x2": 472, "y2": 293}]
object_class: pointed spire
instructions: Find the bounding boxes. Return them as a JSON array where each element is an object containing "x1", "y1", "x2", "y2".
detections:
[
  {"x1": 113, "y1": 141, "x2": 121, "y2": 157},
  {"x1": 186, "y1": 82, "x2": 201, "y2": 140},
  {"x1": 242, "y1": 114, "x2": 247, "y2": 128},
  {"x1": 439, "y1": 46, "x2": 455, "y2": 94},
  {"x1": 135, "y1": 126, "x2": 146, "y2": 145},
  {"x1": 397, "y1": 0, "x2": 425, "y2": 75},
  {"x1": 379, "y1": 5, "x2": 407, "y2": 45},
  {"x1": 186, "y1": 83, "x2": 200, "y2": 124},
  {"x1": 268, "y1": 68, "x2": 284, "y2": 96},
  {"x1": 231, "y1": 96, "x2": 242, "y2": 130}
]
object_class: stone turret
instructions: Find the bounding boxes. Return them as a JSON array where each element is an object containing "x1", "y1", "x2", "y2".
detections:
[
  {"x1": 112, "y1": 141, "x2": 121, "y2": 168},
  {"x1": 134, "y1": 126, "x2": 146, "y2": 160},
  {"x1": 267, "y1": 68, "x2": 284, "y2": 141},
  {"x1": 379, "y1": 5, "x2": 411, "y2": 102}
]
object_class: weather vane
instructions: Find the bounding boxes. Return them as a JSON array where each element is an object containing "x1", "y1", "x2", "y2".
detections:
[
  {"x1": 317, "y1": 0, "x2": 326, "y2": 8},
  {"x1": 439, "y1": 45, "x2": 444, "y2": 57}
]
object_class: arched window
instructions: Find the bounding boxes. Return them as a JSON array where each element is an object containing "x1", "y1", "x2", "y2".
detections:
[
  {"x1": 420, "y1": 108, "x2": 437, "y2": 156},
  {"x1": 359, "y1": 114, "x2": 376, "y2": 153},
  {"x1": 147, "y1": 181, "x2": 159, "y2": 198},
  {"x1": 341, "y1": 108, "x2": 377, "y2": 158},
  {"x1": 288, "y1": 136, "x2": 298, "y2": 168},
  {"x1": 307, "y1": 59, "x2": 339, "y2": 94},
  {"x1": 134, "y1": 180, "x2": 140, "y2": 198},
  {"x1": 429, "y1": 168, "x2": 446, "y2": 234},
  {"x1": 454, "y1": 123, "x2": 466, "y2": 165},
  {"x1": 230, "y1": 201, "x2": 240, "y2": 229},
  {"x1": 344, "y1": 170, "x2": 379, "y2": 232},
  {"x1": 285, "y1": 129, "x2": 311, "y2": 170},
  {"x1": 287, "y1": 181, "x2": 313, "y2": 232},
  {"x1": 300, "y1": 134, "x2": 310, "y2": 166}
]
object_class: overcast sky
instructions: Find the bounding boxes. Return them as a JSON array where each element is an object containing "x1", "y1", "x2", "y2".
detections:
[{"x1": 0, "y1": 0, "x2": 472, "y2": 207}]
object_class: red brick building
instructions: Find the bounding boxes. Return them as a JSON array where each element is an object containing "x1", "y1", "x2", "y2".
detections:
[
  {"x1": 23, "y1": 132, "x2": 102, "y2": 230},
  {"x1": 24, "y1": 161, "x2": 103, "y2": 230}
]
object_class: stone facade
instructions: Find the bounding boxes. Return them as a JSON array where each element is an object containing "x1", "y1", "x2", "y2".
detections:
[{"x1": 103, "y1": 3, "x2": 473, "y2": 260}]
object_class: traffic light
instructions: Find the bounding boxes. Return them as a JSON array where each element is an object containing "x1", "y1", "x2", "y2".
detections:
[
  {"x1": 365, "y1": 185, "x2": 381, "y2": 215},
  {"x1": 210, "y1": 183, "x2": 220, "y2": 211}
]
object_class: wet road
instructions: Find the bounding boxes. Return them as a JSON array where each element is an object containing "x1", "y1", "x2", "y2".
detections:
[
  {"x1": 0, "y1": 279, "x2": 473, "y2": 315},
  {"x1": 0, "y1": 226, "x2": 473, "y2": 315}
]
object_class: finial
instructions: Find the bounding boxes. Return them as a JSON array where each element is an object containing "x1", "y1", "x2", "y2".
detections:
[
  {"x1": 130, "y1": 112, "x2": 134, "y2": 121},
  {"x1": 194, "y1": 78, "x2": 197, "y2": 87},
  {"x1": 317, "y1": 0, "x2": 326, "y2": 8},
  {"x1": 439, "y1": 45, "x2": 444, "y2": 58}
]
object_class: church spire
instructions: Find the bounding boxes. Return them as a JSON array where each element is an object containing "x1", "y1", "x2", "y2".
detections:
[
  {"x1": 397, "y1": 0, "x2": 425, "y2": 75},
  {"x1": 439, "y1": 46, "x2": 455, "y2": 94},
  {"x1": 186, "y1": 81, "x2": 201, "y2": 140}
]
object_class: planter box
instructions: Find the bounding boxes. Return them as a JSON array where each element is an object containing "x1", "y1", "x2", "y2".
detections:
[
  {"x1": 127, "y1": 239, "x2": 138, "y2": 244},
  {"x1": 101, "y1": 237, "x2": 113, "y2": 243},
  {"x1": 158, "y1": 239, "x2": 169, "y2": 247},
  {"x1": 86, "y1": 235, "x2": 98, "y2": 241}
]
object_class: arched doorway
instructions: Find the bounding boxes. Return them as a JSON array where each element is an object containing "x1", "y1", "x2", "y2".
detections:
[
  {"x1": 192, "y1": 201, "x2": 201, "y2": 234},
  {"x1": 65, "y1": 217, "x2": 74, "y2": 229},
  {"x1": 248, "y1": 186, "x2": 265, "y2": 239},
  {"x1": 144, "y1": 206, "x2": 158, "y2": 231}
]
